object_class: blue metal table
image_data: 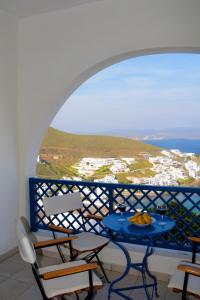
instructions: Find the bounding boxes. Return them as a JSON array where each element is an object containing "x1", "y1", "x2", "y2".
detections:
[{"x1": 103, "y1": 213, "x2": 176, "y2": 300}]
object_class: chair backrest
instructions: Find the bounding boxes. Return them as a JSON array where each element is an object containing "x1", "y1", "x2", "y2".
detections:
[
  {"x1": 43, "y1": 192, "x2": 82, "y2": 216},
  {"x1": 16, "y1": 217, "x2": 36, "y2": 264}
]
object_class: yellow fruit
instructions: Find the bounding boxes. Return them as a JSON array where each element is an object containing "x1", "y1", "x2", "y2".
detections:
[
  {"x1": 129, "y1": 217, "x2": 135, "y2": 222},
  {"x1": 135, "y1": 218, "x2": 141, "y2": 224},
  {"x1": 141, "y1": 215, "x2": 146, "y2": 224},
  {"x1": 129, "y1": 212, "x2": 152, "y2": 225},
  {"x1": 135, "y1": 211, "x2": 142, "y2": 217},
  {"x1": 143, "y1": 213, "x2": 152, "y2": 224},
  {"x1": 135, "y1": 215, "x2": 142, "y2": 224},
  {"x1": 129, "y1": 211, "x2": 142, "y2": 223}
]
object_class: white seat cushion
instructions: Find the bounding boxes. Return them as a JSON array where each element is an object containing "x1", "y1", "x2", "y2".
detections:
[
  {"x1": 168, "y1": 262, "x2": 200, "y2": 296},
  {"x1": 72, "y1": 232, "x2": 109, "y2": 252},
  {"x1": 39, "y1": 260, "x2": 102, "y2": 298}
]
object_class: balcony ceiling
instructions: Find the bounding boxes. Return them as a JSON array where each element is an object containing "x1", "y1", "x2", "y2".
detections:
[{"x1": 0, "y1": 0, "x2": 101, "y2": 18}]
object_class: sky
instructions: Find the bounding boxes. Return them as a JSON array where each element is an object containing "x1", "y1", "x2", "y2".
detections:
[{"x1": 51, "y1": 54, "x2": 200, "y2": 136}]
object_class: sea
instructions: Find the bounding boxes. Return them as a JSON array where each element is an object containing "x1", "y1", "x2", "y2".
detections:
[{"x1": 143, "y1": 139, "x2": 200, "y2": 154}]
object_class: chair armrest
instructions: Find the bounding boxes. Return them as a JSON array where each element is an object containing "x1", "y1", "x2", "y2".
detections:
[
  {"x1": 48, "y1": 224, "x2": 73, "y2": 234},
  {"x1": 85, "y1": 214, "x2": 103, "y2": 221},
  {"x1": 177, "y1": 264, "x2": 200, "y2": 277},
  {"x1": 188, "y1": 237, "x2": 200, "y2": 244},
  {"x1": 41, "y1": 263, "x2": 97, "y2": 280},
  {"x1": 34, "y1": 237, "x2": 77, "y2": 249},
  {"x1": 188, "y1": 236, "x2": 200, "y2": 263}
]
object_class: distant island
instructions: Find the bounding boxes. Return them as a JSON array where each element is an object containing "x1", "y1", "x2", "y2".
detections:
[
  {"x1": 84, "y1": 127, "x2": 200, "y2": 140},
  {"x1": 36, "y1": 127, "x2": 200, "y2": 186}
]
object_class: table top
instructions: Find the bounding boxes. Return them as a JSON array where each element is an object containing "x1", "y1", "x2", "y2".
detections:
[{"x1": 103, "y1": 212, "x2": 176, "y2": 238}]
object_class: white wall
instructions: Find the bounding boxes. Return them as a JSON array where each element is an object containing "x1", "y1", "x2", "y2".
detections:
[
  {"x1": 0, "y1": 0, "x2": 199, "y2": 256},
  {"x1": 18, "y1": 0, "x2": 200, "y2": 217},
  {"x1": 0, "y1": 0, "x2": 198, "y2": 256},
  {"x1": 0, "y1": 11, "x2": 18, "y2": 255}
]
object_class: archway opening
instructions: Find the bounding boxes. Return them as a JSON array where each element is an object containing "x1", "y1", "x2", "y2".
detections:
[{"x1": 36, "y1": 53, "x2": 200, "y2": 187}]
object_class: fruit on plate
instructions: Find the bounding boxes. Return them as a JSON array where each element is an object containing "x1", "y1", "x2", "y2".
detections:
[{"x1": 129, "y1": 212, "x2": 152, "y2": 225}]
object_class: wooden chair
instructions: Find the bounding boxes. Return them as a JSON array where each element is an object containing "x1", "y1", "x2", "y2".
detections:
[
  {"x1": 16, "y1": 217, "x2": 102, "y2": 300},
  {"x1": 168, "y1": 236, "x2": 200, "y2": 299},
  {"x1": 43, "y1": 192, "x2": 110, "y2": 282}
]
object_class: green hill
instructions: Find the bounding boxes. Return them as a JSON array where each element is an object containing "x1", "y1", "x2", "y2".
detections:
[{"x1": 36, "y1": 127, "x2": 161, "y2": 179}]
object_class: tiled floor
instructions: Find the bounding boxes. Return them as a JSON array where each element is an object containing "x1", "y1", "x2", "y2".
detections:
[{"x1": 0, "y1": 253, "x2": 193, "y2": 300}]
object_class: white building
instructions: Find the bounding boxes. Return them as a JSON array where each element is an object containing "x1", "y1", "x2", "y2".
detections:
[
  {"x1": 110, "y1": 160, "x2": 129, "y2": 173},
  {"x1": 185, "y1": 160, "x2": 200, "y2": 178},
  {"x1": 76, "y1": 157, "x2": 116, "y2": 176},
  {"x1": 94, "y1": 175, "x2": 118, "y2": 184},
  {"x1": 161, "y1": 150, "x2": 173, "y2": 158},
  {"x1": 121, "y1": 157, "x2": 135, "y2": 164},
  {"x1": 170, "y1": 149, "x2": 184, "y2": 157},
  {"x1": 149, "y1": 156, "x2": 174, "y2": 165}
]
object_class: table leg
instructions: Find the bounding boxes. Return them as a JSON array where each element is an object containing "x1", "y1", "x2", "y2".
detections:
[
  {"x1": 108, "y1": 237, "x2": 158, "y2": 300},
  {"x1": 142, "y1": 240, "x2": 159, "y2": 298},
  {"x1": 108, "y1": 239, "x2": 132, "y2": 300}
]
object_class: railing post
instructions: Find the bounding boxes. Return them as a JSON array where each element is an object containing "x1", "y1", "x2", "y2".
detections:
[
  {"x1": 29, "y1": 178, "x2": 37, "y2": 232},
  {"x1": 108, "y1": 185, "x2": 114, "y2": 214}
]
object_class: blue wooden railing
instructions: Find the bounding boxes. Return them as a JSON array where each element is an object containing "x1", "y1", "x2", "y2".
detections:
[{"x1": 29, "y1": 177, "x2": 200, "y2": 252}]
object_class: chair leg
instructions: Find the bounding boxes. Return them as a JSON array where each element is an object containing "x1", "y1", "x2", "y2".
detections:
[
  {"x1": 94, "y1": 253, "x2": 110, "y2": 283},
  {"x1": 32, "y1": 265, "x2": 49, "y2": 300},
  {"x1": 57, "y1": 244, "x2": 66, "y2": 263},
  {"x1": 182, "y1": 273, "x2": 189, "y2": 300},
  {"x1": 85, "y1": 269, "x2": 94, "y2": 300},
  {"x1": 85, "y1": 292, "x2": 95, "y2": 300},
  {"x1": 52, "y1": 231, "x2": 66, "y2": 263},
  {"x1": 78, "y1": 248, "x2": 109, "y2": 283}
]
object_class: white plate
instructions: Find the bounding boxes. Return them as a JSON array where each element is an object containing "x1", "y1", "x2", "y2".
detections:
[{"x1": 128, "y1": 217, "x2": 156, "y2": 227}]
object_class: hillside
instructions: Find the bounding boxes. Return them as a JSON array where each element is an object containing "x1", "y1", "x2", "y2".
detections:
[{"x1": 36, "y1": 127, "x2": 161, "y2": 179}]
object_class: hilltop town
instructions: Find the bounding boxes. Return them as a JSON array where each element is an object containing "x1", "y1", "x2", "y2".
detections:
[
  {"x1": 56, "y1": 149, "x2": 200, "y2": 186},
  {"x1": 37, "y1": 128, "x2": 200, "y2": 186}
]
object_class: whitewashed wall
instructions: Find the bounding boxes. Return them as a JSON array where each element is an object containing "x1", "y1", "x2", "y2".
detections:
[
  {"x1": 18, "y1": 0, "x2": 200, "y2": 217},
  {"x1": 1, "y1": 0, "x2": 200, "y2": 255},
  {"x1": 0, "y1": 11, "x2": 18, "y2": 255}
]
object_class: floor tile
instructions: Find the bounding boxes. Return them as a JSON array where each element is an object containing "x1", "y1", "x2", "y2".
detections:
[
  {"x1": 130, "y1": 279, "x2": 167, "y2": 300},
  {"x1": 157, "y1": 280, "x2": 168, "y2": 299},
  {"x1": 0, "y1": 275, "x2": 9, "y2": 285},
  {"x1": 95, "y1": 271, "x2": 139, "y2": 300},
  {"x1": 94, "y1": 283, "x2": 131, "y2": 300},
  {"x1": 11, "y1": 267, "x2": 35, "y2": 284},
  {"x1": 108, "y1": 270, "x2": 138, "y2": 289},
  {"x1": 0, "y1": 278, "x2": 31, "y2": 300},
  {"x1": 135, "y1": 274, "x2": 162, "y2": 298},
  {"x1": 164, "y1": 288, "x2": 182, "y2": 300},
  {"x1": 5, "y1": 254, "x2": 27, "y2": 270},
  {"x1": 0, "y1": 259, "x2": 26, "y2": 277},
  {"x1": 7, "y1": 253, "x2": 24, "y2": 265},
  {"x1": 16, "y1": 285, "x2": 42, "y2": 300}
]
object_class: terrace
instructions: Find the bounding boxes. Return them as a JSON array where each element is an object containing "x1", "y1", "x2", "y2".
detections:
[
  {"x1": 0, "y1": 178, "x2": 199, "y2": 299},
  {"x1": 27, "y1": 178, "x2": 199, "y2": 298},
  {"x1": 0, "y1": 0, "x2": 200, "y2": 299}
]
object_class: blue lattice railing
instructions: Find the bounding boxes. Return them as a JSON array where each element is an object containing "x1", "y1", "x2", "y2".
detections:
[{"x1": 29, "y1": 177, "x2": 200, "y2": 252}]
